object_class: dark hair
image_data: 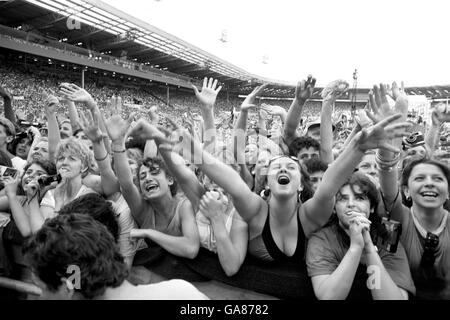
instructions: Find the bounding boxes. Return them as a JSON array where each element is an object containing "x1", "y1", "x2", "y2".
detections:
[
  {"x1": 266, "y1": 156, "x2": 314, "y2": 202},
  {"x1": 304, "y1": 158, "x2": 328, "y2": 174},
  {"x1": 0, "y1": 149, "x2": 13, "y2": 167},
  {"x1": 331, "y1": 172, "x2": 382, "y2": 238},
  {"x1": 338, "y1": 172, "x2": 380, "y2": 211},
  {"x1": 17, "y1": 160, "x2": 57, "y2": 196},
  {"x1": 401, "y1": 158, "x2": 450, "y2": 207},
  {"x1": 23, "y1": 213, "x2": 128, "y2": 299},
  {"x1": 138, "y1": 156, "x2": 178, "y2": 196},
  {"x1": 288, "y1": 136, "x2": 320, "y2": 157},
  {"x1": 58, "y1": 193, "x2": 120, "y2": 242}
]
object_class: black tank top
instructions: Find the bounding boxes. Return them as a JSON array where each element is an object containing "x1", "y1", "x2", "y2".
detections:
[{"x1": 262, "y1": 204, "x2": 307, "y2": 262}]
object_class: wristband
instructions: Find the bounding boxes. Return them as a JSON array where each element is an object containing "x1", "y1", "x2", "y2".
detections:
[
  {"x1": 94, "y1": 153, "x2": 109, "y2": 162},
  {"x1": 112, "y1": 149, "x2": 126, "y2": 153}
]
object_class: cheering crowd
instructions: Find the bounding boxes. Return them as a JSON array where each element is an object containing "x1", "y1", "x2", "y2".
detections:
[{"x1": 0, "y1": 68, "x2": 449, "y2": 300}]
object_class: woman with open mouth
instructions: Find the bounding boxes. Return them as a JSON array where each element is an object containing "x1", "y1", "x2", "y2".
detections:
[{"x1": 103, "y1": 112, "x2": 200, "y2": 265}]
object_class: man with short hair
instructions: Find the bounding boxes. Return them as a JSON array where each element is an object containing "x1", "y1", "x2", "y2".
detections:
[{"x1": 289, "y1": 136, "x2": 320, "y2": 165}]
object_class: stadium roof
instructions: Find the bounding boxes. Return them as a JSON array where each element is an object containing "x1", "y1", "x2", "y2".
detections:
[
  {"x1": 1, "y1": 0, "x2": 450, "y2": 100},
  {"x1": 0, "y1": 0, "x2": 294, "y2": 89}
]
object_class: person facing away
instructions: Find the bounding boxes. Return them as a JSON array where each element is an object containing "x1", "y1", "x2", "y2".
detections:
[{"x1": 23, "y1": 212, "x2": 209, "y2": 300}]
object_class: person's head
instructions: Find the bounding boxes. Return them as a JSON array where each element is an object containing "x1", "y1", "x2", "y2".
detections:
[
  {"x1": 305, "y1": 121, "x2": 335, "y2": 141},
  {"x1": 245, "y1": 143, "x2": 258, "y2": 165},
  {"x1": 9, "y1": 131, "x2": 33, "y2": 160},
  {"x1": 335, "y1": 172, "x2": 380, "y2": 230},
  {"x1": 266, "y1": 155, "x2": 313, "y2": 202},
  {"x1": 289, "y1": 136, "x2": 320, "y2": 165},
  {"x1": 23, "y1": 213, "x2": 128, "y2": 300},
  {"x1": 0, "y1": 117, "x2": 16, "y2": 149},
  {"x1": 401, "y1": 158, "x2": 450, "y2": 209},
  {"x1": 29, "y1": 138, "x2": 49, "y2": 162},
  {"x1": 254, "y1": 148, "x2": 273, "y2": 179},
  {"x1": 356, "y1": 150, "x2": 379, "y2": 187},
  {"x1": 55, "y1": 137, "x2": 90, "y2": 180},
  {"x1": 304, "y1": 158, "x2": 328, "y2": 193},
  {"x1": 21, "y1": 159, "x2": 57, "y2": 194},
  {"x1": 58, "y1": 193, "x2": 119, "y2": 242},
  {"x1": 73, "y1": 128, "x2": 93, "y2": 151},
  {"x1": 402, "y1": 131, "x2": 429, "y2": 161},
  {"x1": 137, "y1": 157, "x2": 177, "y2": 200},
  {"x1": 305, "y1": 122, "x2": 321, "y2": 141},
  {"x1": 59, "y1": 120, "x2": 72, "y2": 140}
]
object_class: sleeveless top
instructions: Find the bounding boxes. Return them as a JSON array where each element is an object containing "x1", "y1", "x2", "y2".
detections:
[
  {"x1": 140, "y1": 195, "x2": 187, "y2": 237},
  {"x1": 248, "y1": 203, "x2": 307, "y2": 263},
  {"x1": 196, "y1": 207, "x2": 235, "y2": 253}
]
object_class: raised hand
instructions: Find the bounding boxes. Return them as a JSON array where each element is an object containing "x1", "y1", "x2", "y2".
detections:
[
  {"x1": 367, "y1": 83, "x2": 408, "y2": 124},
  {"x1": 0, "y1": 85, "x2": 12, "y2": 100},
  {"x1": 78, "y1": 110, "x2": 103, "y2": 142},
  {"x1": 260, "y1": 103, "x2": 286, "y2": 116},
  {"x1": 321, "y1": 79, "x2": 349, "y2": 103},
  {"x1": 2, "y1": 175, "x2": 20, "y2": 197},
  {"x1": 355, "y1": 113, "x2": 412, "y2": 153},
  {"x1": 104, "y1": 113, "x2": 135, "y2": 143},
  {"x1": 295, "y1": 75, "x2": 316, "y2": 102},
  {"x1": 240, "y1": 84, "x2": 268, "y2": 111},
  {"x1": 191, "y1": 77, "x2": 222, "y2": 110},
  {"x1": 42, "y1": 91, "x2": 59, "y2": 115},
  {"x1": 432, "y1": 103, "x2": 450, "y2": 125},
  {"x1": 59, "y1": 83, "x2": 93, "y2": 105},
  {"x1": 127, "y1": 119, "x2": 168, "y2": 142},
  {"x1": 198, "y1": 190, "x2": 227, "y2": 220}
]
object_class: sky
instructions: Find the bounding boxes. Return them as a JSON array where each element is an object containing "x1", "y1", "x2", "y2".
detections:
[{"x1": 105, "y1": 0, "x2": 450, "y2": 88}]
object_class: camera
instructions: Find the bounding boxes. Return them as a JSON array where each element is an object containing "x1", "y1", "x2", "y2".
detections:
[
  {"x1": 375, "y1": 217, "x2": 402, "y2": 253},
  {"x1": 38, "y1": 174, "x2": 62, "y2": 187},
  {"x1": 0, "y1": 165, "x2": 19, "y2": 179}
]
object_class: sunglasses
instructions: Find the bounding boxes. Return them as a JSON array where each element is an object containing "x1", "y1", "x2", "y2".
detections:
[
  {"x1": 268, "y1": 155, "x2": 299, "y2": 166},
  {"x1": 420, "y1": 232, "x2": 439, "y2": 268}
]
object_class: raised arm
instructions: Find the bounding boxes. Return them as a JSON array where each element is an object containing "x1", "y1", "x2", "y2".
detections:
[
  {"x1": 303, "y1": 113, "x2": 412, "y2": 237},
  {"x1": 129, "y1": 122, "x2": 264, "y2": 223},
  {"x1": 63, "y1": 100, "x2": 81, "y2": 133},
  {"x1": 42, "y1": 92, "x2": 61, "y2": 163},
  {"x1": 232, "y1": 84, "x2": 267, "y2": 182},
  {"x1": 320, "y1": 80, "x2": 349, "y2": 165},
  {"x1": 425, "y1": 104, "x2": 450, "y2": 155},
  {"x1": 368, "y1": 83, "x2": 409, "y2": 219},
  {"x1": 191, "y1": 77, "x2": 222, "y2": 154},
  {"x1": 0, "y1": 85, "x2": 15, "y2": 124},
  {"x1": 104, "y1": 112, "x2": 147, "y2": 225},
  {"x1": 59, "y1": 83, "x2": 112, "y2": 154},
  {"x1": 78, "y1": 109, "x2": 120, "y2": 197},
  {"x1": 283, "y1": 75, "x2": 316, "y2": 146}
]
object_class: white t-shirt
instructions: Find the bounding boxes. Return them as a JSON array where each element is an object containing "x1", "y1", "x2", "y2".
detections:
[
  {"x1": 11, "y1": 156, "x2": 27, "y2": 172},
  {"x1": 125, "y1": 280, "x2": 209, "y2": 300}
]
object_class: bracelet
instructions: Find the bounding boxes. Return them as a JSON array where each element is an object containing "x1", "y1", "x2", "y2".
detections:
[
  {"x1": 112, "y1": 149, "x2": 126, "y2": 153},
  {"x1": 94, "y1": 153, "x2": 109, "y2": 162},
  {"x1": 375, "y1": 151, "x2": 401, "y2": 171}
]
